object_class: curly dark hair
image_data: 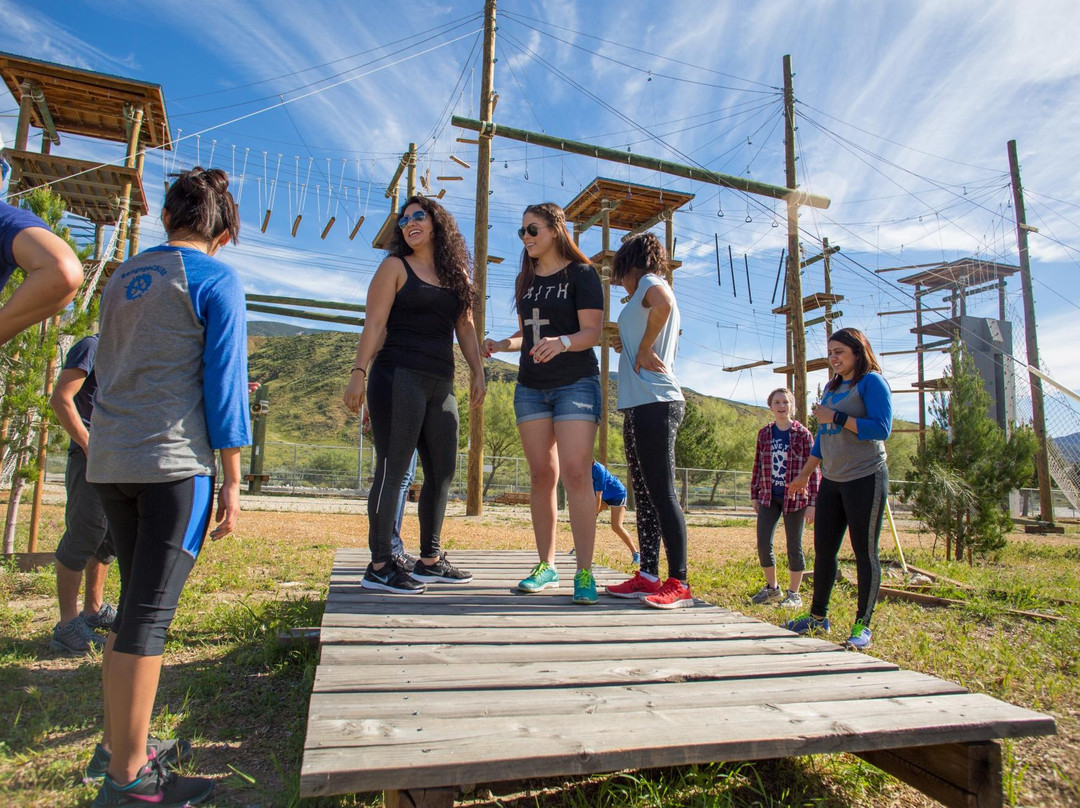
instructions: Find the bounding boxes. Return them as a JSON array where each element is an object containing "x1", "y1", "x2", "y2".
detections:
[
  {"x1": 515, "y1": 202, "x2": 592, "y2": 305},
  {"x1": 163, "y1": 167, "x2": 240, "y2": 244},
  {"x1": 612, "y1": 232, "x2": 668, "y2": 285},
  {"x1": 387, "y1": 195, "x2": 475, "y2": 316}
]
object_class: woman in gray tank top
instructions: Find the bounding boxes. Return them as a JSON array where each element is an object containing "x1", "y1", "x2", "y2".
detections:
[{"x1": 785, "y1": 328, "x2": 893, "y2": 651}]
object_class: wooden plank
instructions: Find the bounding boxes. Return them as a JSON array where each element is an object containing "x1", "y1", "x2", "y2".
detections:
[
  {"x1": 321, "y1": 610, "x2": 773, "y2": 629},
  {"x1": 312, "y1": 650, "x2": 896, "y2": 692},
  {"x1": 318, "y1": 635, "x2": 840, "y2": 666},
  {"x1": 307, "y1": 670, "x2": 968, "y2": 722},
  {"x1": 859, "y1": 741, "x2": 1003, "y2": 808},
  {"x1": 318, "y1": 621, "x2": 789, "y2": 646},
  {"x1": 299, "y1": 693, "x2": 1053, "y2": 796}
]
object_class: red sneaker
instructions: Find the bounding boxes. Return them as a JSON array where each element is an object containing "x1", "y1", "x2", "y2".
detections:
[
  {"x1": 605, "y1": 570, "x2": 662, "y2": 599},
  {"x1": 643, "y1": 578, "x2": 694, "y2": 609}
]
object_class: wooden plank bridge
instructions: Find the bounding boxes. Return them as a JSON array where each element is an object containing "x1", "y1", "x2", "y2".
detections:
[{"x1": 300, "y1": 550, "x2": 1055, "y2": 807}]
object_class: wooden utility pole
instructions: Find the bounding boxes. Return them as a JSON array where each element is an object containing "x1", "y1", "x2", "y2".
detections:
[
  {"x1": 1008, "y1": 139, "x2": 1053, "y2": 525},
  {"x1": 598, "y1": 199, "x2": 612, "y2": 464},
  {"x1": 466, "y1": 0, "x2": 496, "y2": 517},
  {"x1": 247, "y1": 385, "x2": 270, "y2": 493},
  {"x1": 406, "y1": 142, "x2": 417, "y2": 198},
  {"x1": 783, "y1": 55, "x2": 808, "y2": 422},
  {"x1": 27, "y1": 314, "x2": 60, "y2": 552}
]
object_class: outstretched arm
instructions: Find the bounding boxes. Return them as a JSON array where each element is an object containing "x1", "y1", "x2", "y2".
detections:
[{"x1": 1, "y1": 227, "x2": 83, "y2": 344}]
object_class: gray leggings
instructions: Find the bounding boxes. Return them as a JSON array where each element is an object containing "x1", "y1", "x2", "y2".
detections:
[
  {"x1": 367, "y1": 363, "x2": 459, "y2": 564},
  {"x1": 755, "y1": 500, "x2": 806, "y2": 571}
]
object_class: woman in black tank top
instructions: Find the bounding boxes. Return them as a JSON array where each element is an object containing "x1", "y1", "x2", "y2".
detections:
[{"x1": 344, "y1": 196, "x2": 485, "y2": 593}]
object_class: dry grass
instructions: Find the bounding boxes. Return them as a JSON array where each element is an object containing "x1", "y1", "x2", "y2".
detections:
[{"x1": 0, "y1": 497, "x2": 1077, "y2": 807}]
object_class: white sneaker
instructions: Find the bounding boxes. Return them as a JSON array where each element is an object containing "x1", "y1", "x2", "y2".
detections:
[
  {"x1": 750, "y1": 585, "x2": 783, "y2": 605},
  {"x1": 778, "y1": 590, "x2": 803, "y2": 608}
]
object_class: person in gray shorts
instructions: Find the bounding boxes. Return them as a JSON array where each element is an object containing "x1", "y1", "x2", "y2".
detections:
[{"x1": 49, "y1": 334, "x2": 116, "y2": 655}]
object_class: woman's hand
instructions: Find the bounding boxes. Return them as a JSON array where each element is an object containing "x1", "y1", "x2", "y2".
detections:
[
  {"x1": 470, "y1": 371, "x2": 486, "y2": 409},
  {"x1": 343, "y1": 372, "x2": 367, "y2": 414},
  {"x1": 482, "y1": 338, "x2": 500, "y2": 357},
  {"x1": 752, "y1": 499, "x2": 760, "y2": 514},
  {"x1": 635, "y1": 345, "x2": 668, "y2": 374},
  {"x1": 813, "y1": 403, "x2": 837, "y2": 424},
  {"x1": 530, "y1": 336, "x2": 565, "y2": 363},
  {"x1": 804, "y1": 505, "x2": 815, "y2": 525},
  {"x1": 210, "y1": 479, "x2": 240, "y2": 540},
  {"x1": 787, "y1": 474, "x2": 809, "y2": 496},
  {"x1": 612, "y1": 334, "x2": 623, "y2": 354}
]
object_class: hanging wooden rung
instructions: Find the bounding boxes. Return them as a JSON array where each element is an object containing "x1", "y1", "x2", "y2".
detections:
[
  {"x1": 449, "y1": 155, "x2": 471, "y2": 169},
  {"x1": 321, "y1": 217, "x2": 336, "y2": 239},
  {"x1": 436, "y1": 189, "x2": 446, "y2": 199},
  {"x1": 261, "y1": 209, "x2": 271, "y2": 233},
  {"x1": 456, "y1": 137, "x2": 479, "y2": 144},
  {"x1": 436, "y1": 176, "x2": 463, "y2": 182},
  {"x1": 349, "y1": 216, "x2": 365, "y2": 240},
  {"x1": 723, "y1": 359, "x2": 772, "y2": 372},
  {"x1": 291, "y1": 215, "x2": 302, "y2": 237}
]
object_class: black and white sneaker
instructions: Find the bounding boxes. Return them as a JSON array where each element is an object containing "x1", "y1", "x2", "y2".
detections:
[
  {"x1": 410, "y1": 552, "x2": 473, "y2": 584},
  {"x1": 394, "y1": 552, "x2": 419, "y2": 573},
  {"x1": 361, "y1": 559, "x2": 426, "y2": 594}
]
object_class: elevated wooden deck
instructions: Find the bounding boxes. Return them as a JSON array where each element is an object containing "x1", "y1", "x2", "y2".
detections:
[{"x1": 301, "y1": 550, "x2": 1054, "y2": 807}]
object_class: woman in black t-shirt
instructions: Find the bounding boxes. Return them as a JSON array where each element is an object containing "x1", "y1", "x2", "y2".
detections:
[
  {"x1": 484, "y1": 203, "x2": 604, "y2": 604},
  {"x1": 344, "y1": 196, "x2": 485, "y2": 594}
]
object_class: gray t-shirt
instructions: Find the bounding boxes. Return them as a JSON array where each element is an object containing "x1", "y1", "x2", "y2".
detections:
[{"x1": 813, "y1": 373, "x2": 891, "y2": 482}]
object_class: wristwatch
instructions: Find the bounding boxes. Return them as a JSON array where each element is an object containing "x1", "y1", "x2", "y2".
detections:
[{"x1": 559, "y1": 335, "x2": 572, "y2": 352}]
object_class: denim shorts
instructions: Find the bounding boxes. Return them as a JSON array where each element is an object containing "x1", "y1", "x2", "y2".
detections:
[{"x1": 514, "y1": 376, "x2": 602, "y2": 425}]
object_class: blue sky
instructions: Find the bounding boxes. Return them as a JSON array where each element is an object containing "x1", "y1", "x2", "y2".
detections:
[{"x1": 4, "y1": 0, "x2": 1080, "y2": 429}]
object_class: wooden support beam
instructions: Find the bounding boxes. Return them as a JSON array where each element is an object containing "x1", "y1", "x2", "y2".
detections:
[
  {"x1": 246, "y1": 294, "x2": 366, "y2": 313},
  {"x1": 858, "y1": 741, "x2": 1002, "y2": 808},
  {"x1": 384, "y1": 788, "x2": 456, "y2": 808},
  {"x1": 384, "y1": 149, "x2": 410, "y2": 198},
  {"x1": 800, "y1": 244, "x2": 840, "y2": 269},
  {"x1": 723, "y1": 359, "x2": 771, "y2": 372},
  {"x1": 245, "y1": 303, "x2": 364, "y2": 327},
  {"x1": 452, "y1": 116, "x2": 831, "y2": 209},
  {"x1": 28, "y1": 83, "x2": 60, "y2": 145},
  {"x1": 878, "y1": 307, "x2": 950, "y2": 316},
  {"x1": 620, "y1": 206, "x2": 674, "y2": 242}
]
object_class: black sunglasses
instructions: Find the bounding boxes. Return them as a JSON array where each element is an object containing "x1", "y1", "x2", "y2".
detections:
[
  {"x1": 397, "y1": 209, "x2": 428, "y2": 229},
  {"x1": 517, "y1": 223, "x2": 547, "y2": 239}
]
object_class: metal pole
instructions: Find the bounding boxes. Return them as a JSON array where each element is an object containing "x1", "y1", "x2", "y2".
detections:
[
  {"x1": 1008, "y1": 139, "x2": 1053, "y2": 525},
  {"x1": 466, "y1": 0, "x2": 497, "y2": 517}
]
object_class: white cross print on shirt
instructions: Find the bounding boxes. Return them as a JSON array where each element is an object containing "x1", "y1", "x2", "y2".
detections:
[{"x1": 523, "y1": 307, "x2": 549, "y2": 344}]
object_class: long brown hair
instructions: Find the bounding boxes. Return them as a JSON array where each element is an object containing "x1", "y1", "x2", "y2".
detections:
[
  {"x1": 163, "y1": 167, "x2": 240, "y2": 244},
  {"x1": 387, "y1": 194, "x2": 476, "y2": 316},
  {"x1": 514, "y1": 202, "x2": 591, "y2": 306},
  {"x1": 825, "y1": 327, "x2": 882, "y2": 391}
]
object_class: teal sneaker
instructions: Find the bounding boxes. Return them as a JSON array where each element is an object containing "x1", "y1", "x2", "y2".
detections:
[
  {"x1": 785, "y1": 613, "x2": 831, "y2": 636},
  {"x1": 518, "y1": 562, "x2": 559, "y2": 593},
  {"x1": 572, "y1": 568, "x2": 598, "y2": 605},
  {"x1": 84, "y1": 737, "x2": 193, "y2": 782},
  {"x1": 844, "y1": 621, "x2": 872, "y2": 651}
]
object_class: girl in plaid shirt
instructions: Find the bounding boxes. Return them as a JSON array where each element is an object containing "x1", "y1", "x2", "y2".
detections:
[{"x1": 750, "y1": 388, "x2": 818, "y2": 608}]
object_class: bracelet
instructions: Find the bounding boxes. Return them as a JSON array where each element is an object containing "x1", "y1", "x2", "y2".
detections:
[
  {"x1": 833, "y1": 411, "x2": 849, "y2": 428},
  {"x1": 351, "y1": 367, "x2": 367, "y2": 375}
]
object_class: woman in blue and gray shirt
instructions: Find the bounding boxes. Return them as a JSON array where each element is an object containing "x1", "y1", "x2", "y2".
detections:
[{"x1": 786, "y1": 327, "x2": 892, "y2": 651}]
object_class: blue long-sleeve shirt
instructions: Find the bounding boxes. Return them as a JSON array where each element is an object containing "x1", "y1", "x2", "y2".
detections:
[{"x1": 811, "y1": 372, "x2": 891, "y2": 482}]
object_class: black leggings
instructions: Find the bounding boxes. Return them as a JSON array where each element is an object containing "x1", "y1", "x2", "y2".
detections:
[
  {"x1": 755, "y1": 501, "x2": 806, "y2": 571},
  {"x1": 367, "y1": 363, "x2": 458, "y2": 564},
  {"x1": 810, "y1": 467, "x2": 888, "y2": 626},
  {"x1": 92, "y1": 476, "x2": 214, "y2": 656},
  {"x1": 623, "y1": 401, "x2": 688, "y2": 581}
]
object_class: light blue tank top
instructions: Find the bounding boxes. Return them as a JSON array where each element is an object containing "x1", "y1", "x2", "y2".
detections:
[{"x1": 616, "y1": 273, "x2": 684, "y2": 410}]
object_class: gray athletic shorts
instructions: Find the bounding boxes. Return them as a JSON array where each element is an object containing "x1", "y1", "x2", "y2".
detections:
[{"x1": 54, "y1": 446, "x2": 114, "y2": 571}]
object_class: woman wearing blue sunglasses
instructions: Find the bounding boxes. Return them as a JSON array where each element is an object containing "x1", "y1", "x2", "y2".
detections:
[{"x1": 344, "y1": 196, "x2": 485, "y2": 594}]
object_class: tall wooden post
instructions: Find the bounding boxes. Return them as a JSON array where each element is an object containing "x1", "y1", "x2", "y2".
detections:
[
  {"x1": 783, "y1": 55, "x2": 808, "y2": 423},
  {"x1": 248, "y1": 385, "x2": 270, "y2": 494},
  {"x1": 915, "y1": 283, "x2": 927, "y2": 450},
  {"x1": 822, "y1": 237, "x2": 834, "y2": 341},
  {"x1": 598, "y1": 199, "x2": 612, "y2": 464},
  {"x1": 27, "y1": 314, "x2": 61, "y2": 552},
  {"x1": 128, "y1": 149, "x2": 146, "y2": 256},
  {"x1": 1008, "y1": 139, "x2": 1053, "y2": 524},
  {"x1": 112, "y1": 104, "x2": 144, "y2": 261},
  {"x1": 15, "y1": 82, "x2": 33, "y2": 151},
  {"x1": 406, "y1": 142, "x2": 417, "y2": 198},
  {"x1": 466, "y1": 0, "x2": 496, "y2": 517}
]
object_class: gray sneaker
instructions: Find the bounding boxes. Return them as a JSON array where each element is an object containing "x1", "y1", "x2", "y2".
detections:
[
  {"x1": 778, "y1": 590, "x2": 803, "y2": 608},
  {"x1": 50, "y1": 616, "x2": 105, "y2": 656},
  {"x1": 84, "y1": 603, "x2": 117, "y2": 631},
  {"x1": 750, "y1": 585, "x2": 783, "y2": 605}
]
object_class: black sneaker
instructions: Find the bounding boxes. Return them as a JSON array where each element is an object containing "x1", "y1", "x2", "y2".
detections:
[
  {"x1": 361, "y1": 559, "x2": 426, "y2": 594},
  {"x1": 85, "y1": 737, "x2": 193, "y2": 782},
  {"x1": 410, "y1": 552, "x2": 473, "y2": 584},
  {"x1": 91, "y1": 757, "x2": 213, "y2": 807},
  {"x1": 84, "y1": 603, "x2": 118, "y2": 631},
  {"x1": 394, "y1": 552, "x2": 419, "y2": 573}
]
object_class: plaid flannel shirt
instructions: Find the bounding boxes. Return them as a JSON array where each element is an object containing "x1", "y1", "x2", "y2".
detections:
[{"x1": 751, "y1": 420, "x2": 819, "y2": 512}]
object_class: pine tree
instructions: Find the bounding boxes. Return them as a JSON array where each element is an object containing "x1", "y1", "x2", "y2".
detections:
[{"x1": 903, "y1": 345, "x2": 1037, "y2": 560}]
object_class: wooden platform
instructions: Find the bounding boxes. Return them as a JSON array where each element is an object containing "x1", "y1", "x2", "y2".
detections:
[{"x1": 301, "y1": 550, "x2": 1055, "y2": 807}]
